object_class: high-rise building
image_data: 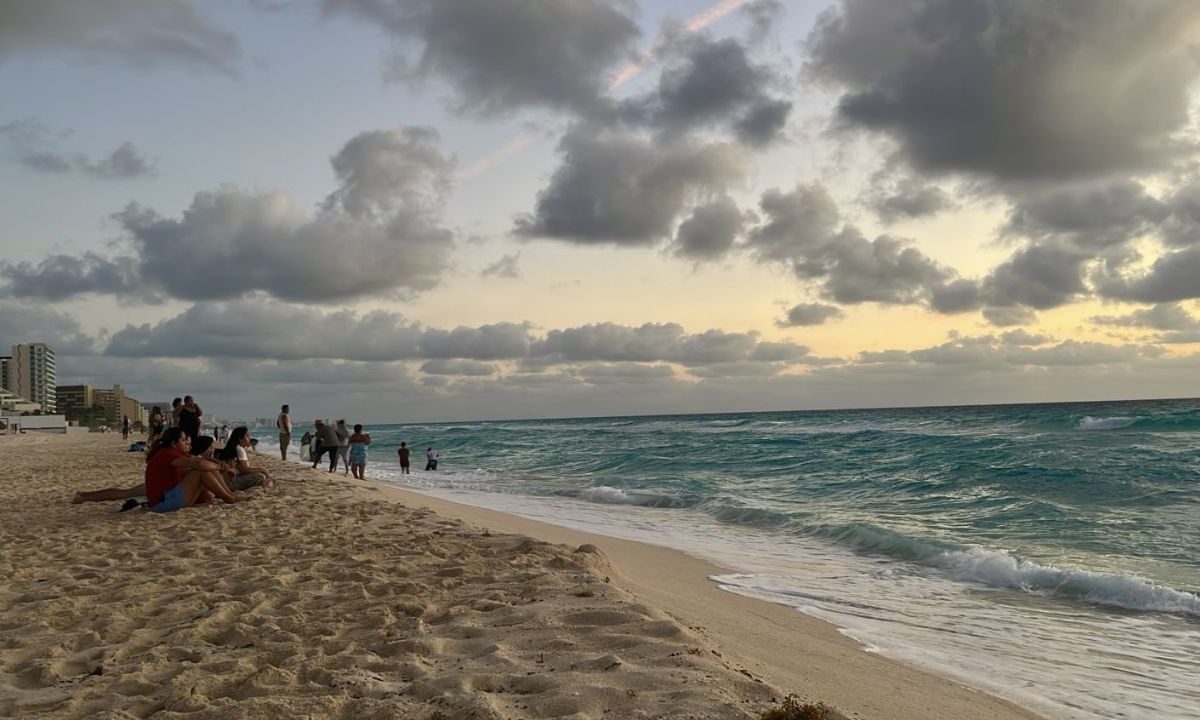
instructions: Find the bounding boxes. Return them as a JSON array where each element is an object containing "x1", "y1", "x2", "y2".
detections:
[
  {"x1": 2, "y1": 344, "x2": 56, "y2": 413},
  {"x1": 57, "y1": 383, "x2": 147, "y2": 426}
]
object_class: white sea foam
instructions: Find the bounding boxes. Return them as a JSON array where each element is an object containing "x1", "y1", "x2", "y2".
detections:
[
  {"x1": 1076, "y1": 415, "x2": 1139, "y2": 430},
  {"x1": 929, "y1": 546, "x2": 1200, "y2": 616}
]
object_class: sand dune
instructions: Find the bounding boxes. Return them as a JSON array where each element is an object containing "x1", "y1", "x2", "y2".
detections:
[{"x1": 0, "y1": 435, "x2": 794, "y2": 719}]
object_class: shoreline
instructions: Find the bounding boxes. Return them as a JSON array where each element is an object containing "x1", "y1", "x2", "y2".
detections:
[
  {"x1": 328, "y1": 456, "x2": 1046, "y2": 720},
  {"x1": 1, "y1": 434, "x2": 1045, "y2": 720}
]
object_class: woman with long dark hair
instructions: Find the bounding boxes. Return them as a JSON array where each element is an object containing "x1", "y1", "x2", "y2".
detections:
[{"x1": 218, "y1": 426, "x2": 275, "y2": 490}]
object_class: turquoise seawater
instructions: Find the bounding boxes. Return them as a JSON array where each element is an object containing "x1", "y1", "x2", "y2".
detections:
[{"x1": 259, "y1": 399, "x2": 1200, "y2": 719}]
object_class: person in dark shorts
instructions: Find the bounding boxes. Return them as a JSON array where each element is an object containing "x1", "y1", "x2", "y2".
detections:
[
  {"x1": 311, "y1": 419, "x2": 341, "y2": 472},
  {"x1": 397, "y1": 442, "x2": 410, "y2": 474},
  {"x1": 425, "y1": 447, "x2": 438, "y2": 471}
]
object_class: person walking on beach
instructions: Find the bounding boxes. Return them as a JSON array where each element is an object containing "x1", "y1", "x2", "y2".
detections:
[
  {"x1": 335, "y1": 419, "x2": 350, "y2": 475},
  {"x1": 121, "y1": 415, "x2": 131, "y2": 440},
  {"x1": 178, "y1": 395, "x2": 203, "y2": 441},
  {"x1": 425, "y1": 447, "x2": 438, "y2": 471},
  {"x1": 277, "y1": 404, "x2": 292, "y2": 461},
  {"x1": 348, "y1": 424, "x2": 371, "y2": 479},
  {"x1": 311, "y1": 419, "x2": 341, "y2": 473},
  {"x1": 397, "y1": 442, "x2": 410, "y2": 474}
]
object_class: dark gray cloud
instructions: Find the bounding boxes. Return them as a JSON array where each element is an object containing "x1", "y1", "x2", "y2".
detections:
[
  {"x1": 982, "y1": 243, "x2": 1091, "y2": 310},
  {"x1": 531, "y1": 322, "x2": 809, "y2": 367},
  {"x1": 0, "y1": 301, "x2": 95, "y2": 355},
  {"x1": 746, "y1": 183, "x2": 956, "y2": 305},
  {"x1": 1091, "y1": 303, "x2": 1200, "y2": 332},
  {"x1": 869, "y1": 178, "x2": 954, "y2": 223},
  {"x1": 777, "y1": 302, "x2": 844, "y2": 327},
  {"x1": 575, "y1": 363, "x2": 677, "y2": 384},
  {"x1": 1, "y1": 127, "x2": 455, "y2": 303},
  {"x1": 1, "y1": 122, "x2": 157, "y2": 179},
  {"x1": 673, "y1": 196, "x2": 746, "y2": 260},
  {"x1": 1002, "y1": 180, "x2": 1168, "y2": 249},
  {"x1": 0, "y1": 0, "x2": 243, "y2": 75},
  {"x1": 0, "y1": 253, "x2": 143, "y2": 302},
  {"x1": 618, "y1": 35, "x2": 792, "y2": 146},
  {"x1": 927, "y1": 279, "x2": 982, "y2": 314},
  {"x1": 323, "y1": 0, "x2": 639, "y2": 115},
  {"x1": 807, "y1": 0, "x2": 1200, "y2": 180},
  {"x1": 106, "y1": 301, "x2": 532, "y2": 362},
  {"x1": 999, "y1": 329, "x2": 1052, "y2": 347},
  {"x1": 419, "y1": 359, "x2": 498, "y2": 377},
  {"x1": 1097, "y1": 247, "x2": 1200, "y2": 303},
  {"x1": 515, "y1": 126, "x2": 744, "y2": 246},
  {"x1": 982, "y1": 305, "x2": 1037, "y2": 327},
  {"x1": 481, "y1": 253, "x2": 521, "y2": 279}
]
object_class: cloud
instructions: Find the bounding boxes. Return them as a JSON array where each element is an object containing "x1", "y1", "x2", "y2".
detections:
[
  {"x1": 531, "y1": 322, "x2": 809, "y2": 367},
  {"x1": 0, "y1": 253, "x2": 143, "y2": 301},
  {"x1": 806, "y1": 0, "x2": 1200, "y2": 180},
  {"x1": 0, "y1": 301, "x2": 95, "y2": 354},
  {"x1": 746, "y1": 183, "x2": 956, "y2": 305},
  {"x1": 0, "y1": 127, "x2": 456, "y2": 303},
  {"x1": 419, "y1": 359, "x2": 498, "y2": 376},
  {"x1": 323, "y1": 0, "x2": 639, "y2": 115},
  {"x1": 480, "y1": 253, "x2": 521, "y2": 279},
  {"x1": 1092, "y1": 302, "x2": 1200, "y2": 332},
  {"x1": 982, "y1": 306, "x2": 1037, "y2": 327},
  {"x1": 515, "y1": 126, "x2": 745, "y2": 246},
  {"x1": 575, "y1": 363, "x2": 677, "y2": 383},
  {"x1": 1096, "y1": 246, "x2": 1200, "y2": 303},
  {"x1": 1, "y1": 122, "x2": 157, "y2": 179},
  {"x1": 741, "y1": 0, "x2": 786, "y2": 43},
  {"x1": 881, "y1": 334, "x2": 1153, "y2": 369},
  {"x1": 106, "y1": 301, "x2": 532, "y2": 361},
  {"x1": 323, "y1": 127, "x2": 454, "y2": 220},
  {"x1": 1001, "y1": 180, "x2": 1168, "y2": 249},
  {"x1": 0, "y1": 0, "x2": 244, "y2": 75},
  {"x1": 981, "y1": 243, "x2": 1091, "y2": 310},
  {"x1": 777, "y1": 302, "x2": 844, "y2": 327},
  {"x1": 617, "y1": 34, "x2": 792, "y2": 146},
  {"x1": 673, "y1": 196, "x2": 746, "y2": 260},
  {"x1": 868, "y1": 178, "x2": 954, "y2": 223}
]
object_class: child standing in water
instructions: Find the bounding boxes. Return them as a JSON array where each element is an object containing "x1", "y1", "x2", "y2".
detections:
[{"x1": 348, "y1": 424, "x2": 371, "y2": 479}]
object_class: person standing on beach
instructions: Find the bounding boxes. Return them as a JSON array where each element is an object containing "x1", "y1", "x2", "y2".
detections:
[
  {"x1": 425, "y1": 447, "x2": 438, "y2": 471},
  {"x1": 178, "y1": 396, "x2": 203, "y2": 441},
  {"x1": 397, "y1": 442, "x2": 410, "y2": 474},
  {"x1": 169, "y1": 398, "x2": 183, "y2": 429},
  {"x1": 277, "y1": 404, "x2": 292, "y2": 461},
  {"x1": 121, "y1": 415, "x2": 131, "y2": 440},
  {"x1": 312, "y1": 419, "x2": 341, "y2": 473},
  {"x1": 348, "y1": 424, "x2": 371, "y2": 479},
  {"x1": 335, "y1": 420, "x2": 350, "y2": 475},
  {"x1": 147, "y1": 406, "x2": 165, "y2": 446}
]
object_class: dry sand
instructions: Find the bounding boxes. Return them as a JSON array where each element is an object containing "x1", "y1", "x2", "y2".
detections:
[{"x1": 0, "y1": 434, "x2": 1045, "y2": 720}]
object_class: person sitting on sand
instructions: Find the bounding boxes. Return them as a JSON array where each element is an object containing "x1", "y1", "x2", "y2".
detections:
[
  {"x1": 217, "y1": 427, "x2": 275, "y2": 491},
  {"x1": 144, "y1": 428, "x2": 244, "y2": 512},
  {"x1": 348, "y1": 424, "x2": 371, "y2": 479},
  {"x1": 72, "y1": 428, "x2": 244, "y2": 509}
]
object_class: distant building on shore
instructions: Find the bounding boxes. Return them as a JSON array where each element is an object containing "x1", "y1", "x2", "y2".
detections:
[
  {"x1": 56, "y1": 384, "x2": 147, "y2": 427},
  {"x1": 0, "y1": 343, "x2": 56, "y2": 413}
]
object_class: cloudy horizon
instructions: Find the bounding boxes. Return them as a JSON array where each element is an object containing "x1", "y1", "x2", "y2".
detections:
[{"x1": 4, "y1": 0, "x2": 1200, "y2": 423}]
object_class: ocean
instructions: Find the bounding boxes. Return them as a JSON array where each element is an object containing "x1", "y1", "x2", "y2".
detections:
[{"x1": 257, "y1": 399, "x2": 1200, "y2": 720}]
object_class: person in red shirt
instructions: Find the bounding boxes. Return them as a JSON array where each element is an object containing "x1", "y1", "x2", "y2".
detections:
[
  {"x1": 144, "y1": 428, "x2": 244, "y2": 512},
  {"x1": 72, "y1": 428, "x2": 245, "y2": 509}
]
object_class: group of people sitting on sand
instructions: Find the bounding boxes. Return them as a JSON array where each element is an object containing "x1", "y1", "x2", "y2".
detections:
[{"x1": 74, "y1": 393, "x2": 276, "y2": 512}]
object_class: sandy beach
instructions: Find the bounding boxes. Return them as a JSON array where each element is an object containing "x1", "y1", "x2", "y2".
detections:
[{"x1": 1, "y1": 434, "x2": 1045, "y2": 720}]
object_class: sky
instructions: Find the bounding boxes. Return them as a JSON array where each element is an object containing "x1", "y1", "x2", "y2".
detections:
[{"x1": 3, "y1": 0, "x2": 1200, "y2": 423}]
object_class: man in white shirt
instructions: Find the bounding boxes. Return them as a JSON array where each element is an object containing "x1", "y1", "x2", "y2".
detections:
[
  {"x1": 277, "y1": 404, "x2": 292, "y2": 461},
  {"x1": 425, "y1": 447, "x2": 438, "y2": 471}
]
